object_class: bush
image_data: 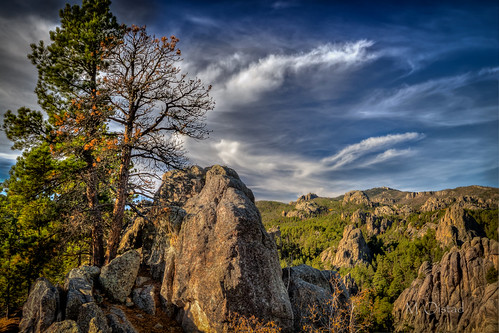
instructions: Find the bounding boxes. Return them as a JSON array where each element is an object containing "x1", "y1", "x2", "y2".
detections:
[{"x1": 486, "y1": 266, "x2": 498, "y2": 284}]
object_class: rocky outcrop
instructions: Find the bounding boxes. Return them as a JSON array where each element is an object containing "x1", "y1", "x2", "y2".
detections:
[
  {"x1": 283, "y1": 193, "x2": 325, "y2": 219},
  {"x1": 65, "y1": 266, "x2": 100, "y2": 320},
  {"x1": 19, "y1": 251, "x2": 159, "y2": 333},
  {"x1": 374, "y1": 205, "x2": 395, "y2": 216},
  {"x1": 393, "y1": 237, "x2": 499, "y2": 332},
  {"x1": 159, "y1": 165, "x2": 293, "y2": 332},
  {"x1": 349, "y1": 209, "x2": 392, "y2": 235},
  {"x1": 297, "y1": 193, "x2": 318, "y2": 202},
  {"x1": 21, "y1": 165, "x2": 357, "y2": 333},
  {"x1": 282, "y1": 265, "x2": 349, "y2": 332},
  {"x1": 421, "y1": 197, "x2": 447, "y2": 212},
  {"x1": 99, "y1": 250, "x2": 140, "y2": 303},
  {"x1": 342, "y1": 190, "x2": 371, "y2": 207},
  {"x1": 284, "y1": 200, "x2": 326, "y2": 219},
  {"x1": 153, "y1": 165, "x2": 206, "y2": 206},
  {"x1": 19, "y1": 278, "x2": 61, "y2": 333},
  {"x1": 350, "y1": 209, "x2": 366, "y2": 225},
  {"x1": 330, "y1": 225, "x2": 372, "y2": 268},
  {"x1": 435, "y1": 205, "x2": 485, "y2": 247}
]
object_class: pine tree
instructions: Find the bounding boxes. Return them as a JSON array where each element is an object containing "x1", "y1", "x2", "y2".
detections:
[{"x1": 26, "y1": 0, "x2": 120, "y2": 266}]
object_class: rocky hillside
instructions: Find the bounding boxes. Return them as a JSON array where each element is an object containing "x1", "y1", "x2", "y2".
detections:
[
  {"x1": 257, "y1": 185, "x2": 499, "y2": 331},
  {"x1": 393, "y1": 237, "x2": 498, "y2": 332},
  {"x1": 15, "y1": 172, "x2": 499, "y2": 332},
  {"x1": 18, "y1": 166, "x2": 353, "y2": 333}
]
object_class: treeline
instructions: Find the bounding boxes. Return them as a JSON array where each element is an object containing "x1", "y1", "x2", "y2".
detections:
[{"x1": 0, "y1": 0, "x2": 213, "y2": 316}]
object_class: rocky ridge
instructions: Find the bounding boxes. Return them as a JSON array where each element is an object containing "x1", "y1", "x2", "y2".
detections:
[{"x1": 392, "y1": 237, "x2": 499, "y2": 332}]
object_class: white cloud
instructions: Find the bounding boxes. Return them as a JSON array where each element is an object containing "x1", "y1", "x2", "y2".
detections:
[
  {"x1": 361, "y1": 148, "x2": 414, "y2": 167},
  {"x1": 0, "y1": 152, "x2": 20, "y2": 160},
  {"x1": 320, "y1": 132, "x2": 424, "y2": 172},
  {"x1": 199, "y1": 40, "x2": 377, "y2": 108}
]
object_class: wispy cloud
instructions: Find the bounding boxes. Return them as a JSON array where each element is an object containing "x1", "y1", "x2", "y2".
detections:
[
  {"x1": 186, "y1": 132, "x2": 425, "y2": 199},
  {"x1": 198, "y1": 40, "x2": 378, "y2": 108},
  {"x1": 320, "y1": 132, "x2": 424, "y2": 172},
  {"x1": 355, "y1": 68, "x2": 499, "y2": 125}
]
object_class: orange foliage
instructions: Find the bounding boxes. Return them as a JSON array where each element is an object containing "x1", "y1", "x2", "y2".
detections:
[{"x1": 227, "y1": 312, "x2": 282, "y2": 333}]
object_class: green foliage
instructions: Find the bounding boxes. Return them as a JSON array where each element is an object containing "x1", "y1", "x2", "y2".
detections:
[
  {"x1": 486, "y1": 266, "x2": 498, "y2": 284},
  {"x1": 258, "y1": 197, "x2": 477, "y2": 332},
  {"x1": 273, "y1": 214, "x2": 347, "y2": 269},
  {"x1": 256, "y1": 201, "x2": 293, "y2": 222},
  {"x1": 2, "y1": 108, "x2": 47, "y2": 150},
  {"x1": 0, "y1": 148, "x2": 61, "y2": 315},
  {"x1": 468, "y1": 209, "x2": 498, "y2": 240},
  {"x1": 406, "y1": 210, "x2": 445, "y2": 229}
]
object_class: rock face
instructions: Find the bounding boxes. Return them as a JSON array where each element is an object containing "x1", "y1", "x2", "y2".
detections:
[
  {"x1": 392, "y1": 237, "x2": 499, "y2": 332},
  {"x1": 342, "y1": 190, "x2": 371, "y2": 206},
  {"x1": 297, "y1": 193, "x2": 318, "y2": 202},
  {"x1": 159, "y1": 165, "x2": 293, "y2": 332},
  {"x1": 99, "y1": 250, "x2": 140, "y2": 303},
  {"x1": 282, "y1": 265, "x2": 349, "y2": 332},
  {"x1": 283, "y1": 193, "x2": 325, "y2": 219},
  {"x1": 65, "y1": 266, "x2": 100, "y2": 320},
  {"x1": 132, "y1": 284, "x2": 156, "y2": 315},
  {"x1": 331, "y1": 225, "x2": 372, "y2": 268},
  {"x1": 46, "y1": 320, "x2": 81, "y2": 333},
  {"x1": 154, "y1": 165, "x2": 206, "y2": 206},
  {"x1": 19, "y1": 277, "x2": 61, "y2": 333},
  {"x1": 435, "y1": 205, "x2": 485, "y2": 247}
]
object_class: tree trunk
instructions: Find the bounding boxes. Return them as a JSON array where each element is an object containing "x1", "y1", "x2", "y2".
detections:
[
  {"x1": 85, "y1": 156, "x2": 104, "y2": 267},
  {"x1": 105, "y1": 144, "x2": 132, "y2": 264}
]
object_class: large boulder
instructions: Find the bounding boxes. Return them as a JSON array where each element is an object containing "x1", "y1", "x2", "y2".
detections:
[
  {"x1": 65, "y1": 266, "x2": 100, "y2": 320},
  {"x1": 160, "y1": 165, "x2": 294, "y2": 332},
  {"x1": 132, "y1": 284, "x2": 156, "y2": 315},
  {"x1": 99, "y1": 250, "x2": 140, "y2": 303},
  {"x1": 19, "y1": 277, "x2": 61, "y2": 333},
  {"x1": 392, "y1": 237, "x2": 499, "y2": 332},
  {"x1": 76, "y1": 302, "x2": 110, "y2": 333},
  {"x1": 331, "y1": 225, "x2": 372, "y2": 268}
]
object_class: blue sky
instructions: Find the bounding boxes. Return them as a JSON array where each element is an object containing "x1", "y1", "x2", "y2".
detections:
[{"x1": 0, "y1": 0, "x2": 497, "y2": 201}]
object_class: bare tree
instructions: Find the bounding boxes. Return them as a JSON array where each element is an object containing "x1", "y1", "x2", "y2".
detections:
[{"x1": 103, "y1": 25, "x2": 214, "y2": 263}]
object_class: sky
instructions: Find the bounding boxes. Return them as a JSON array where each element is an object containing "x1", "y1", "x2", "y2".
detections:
[{"x1": 0, "y1": 0, "x2": 497, "y2": 202}]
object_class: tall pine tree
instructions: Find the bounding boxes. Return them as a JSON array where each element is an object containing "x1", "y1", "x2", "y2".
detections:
[{"x1": 26, "y1": 0, "x2": 120, "y2": 266}]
